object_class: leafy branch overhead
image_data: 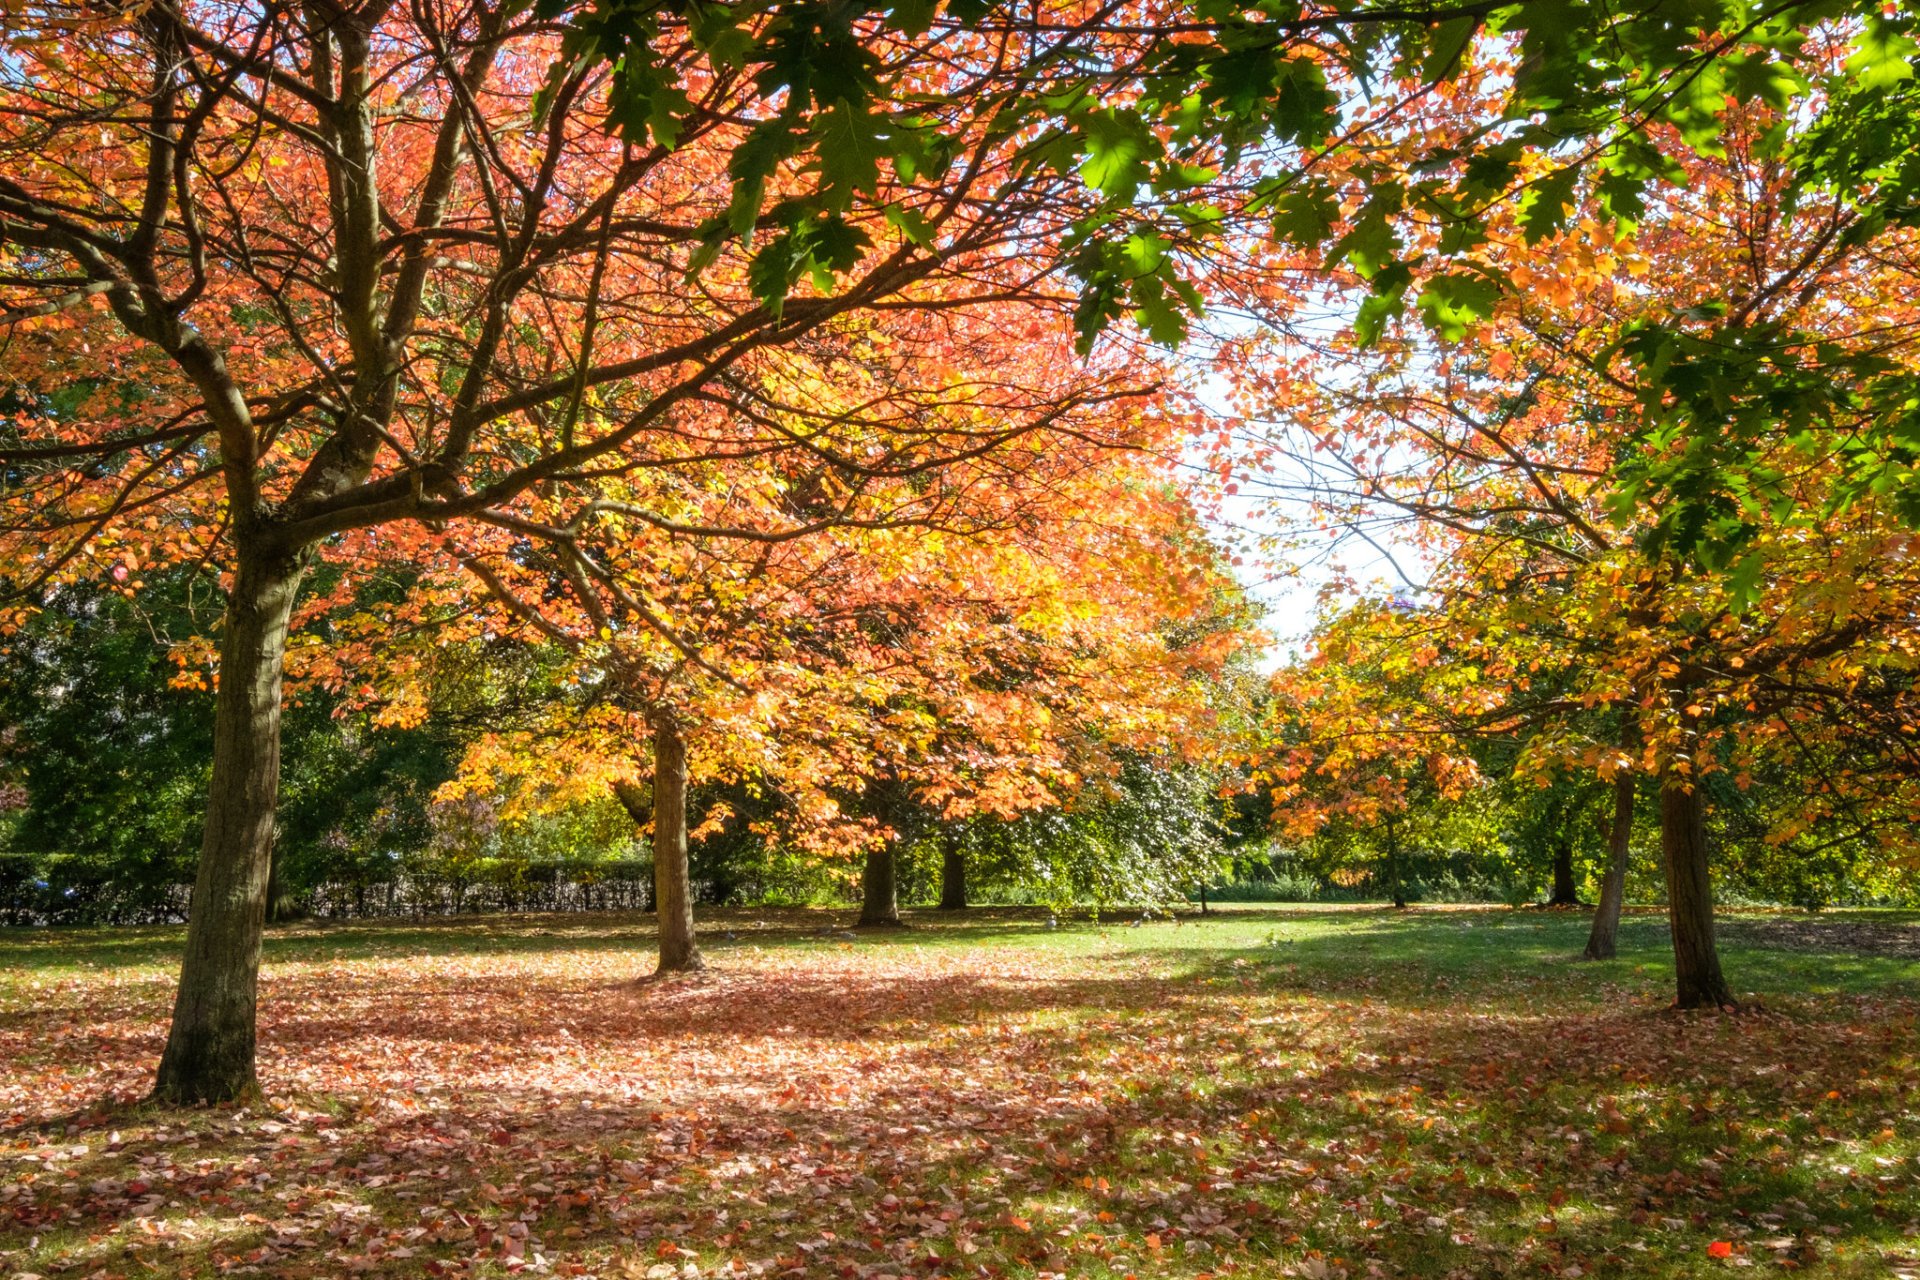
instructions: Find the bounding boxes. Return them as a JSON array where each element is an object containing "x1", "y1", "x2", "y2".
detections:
[{"x1": 554, "y1": 0, "x2": 1907, "y2": 344}]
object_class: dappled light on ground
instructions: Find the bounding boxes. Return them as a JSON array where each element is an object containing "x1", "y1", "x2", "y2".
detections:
[{"x1": 2, "y1": 907, "x2": 1917, "y2": 1279}]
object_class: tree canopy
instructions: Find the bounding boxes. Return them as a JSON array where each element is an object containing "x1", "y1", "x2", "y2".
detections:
[{"x1": 3, "y1": 0, "x2": 1920, "y2": 1099}]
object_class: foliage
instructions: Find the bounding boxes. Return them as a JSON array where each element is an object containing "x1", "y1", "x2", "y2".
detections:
[
  {"x1": 1235, "y1": 97, "x2": 1920, "y2": 940},
  {"x1": 0, "y1": 576, "x2": 217, "y2": 920},
  {"x1": 0, "y1": 570, "x2": 471, "y2": 922},
  {"x1": 947, "y1": 755, "x2": 1245, "y2": 911}
]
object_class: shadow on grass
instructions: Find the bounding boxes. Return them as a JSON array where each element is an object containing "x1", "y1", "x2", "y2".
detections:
[
  {"x1": 4, "y1": 926, "x2": 1915, "y2": 1280},
  {"x1": 0, "y1": 905, "x2": 1103, "y2": 973},
  {"x1": 5, "y1": 901, "x2": 1915, "y2": 971}
]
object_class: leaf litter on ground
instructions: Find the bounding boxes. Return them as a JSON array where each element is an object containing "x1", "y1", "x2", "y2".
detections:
[{"x1": 0, "y1": 905, "x2": 1915, "y2": 1280}]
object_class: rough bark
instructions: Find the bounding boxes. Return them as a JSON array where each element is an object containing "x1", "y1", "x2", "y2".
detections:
[
  {"x1": 938, "y1": 839, "x2": 967, "y2": 911},
  {"x1": 152, "y1": 553, "x2": 304, "y2": 1105},
  {"x1": 1660, "y1": 772, "x2": 1735, "y2": 1009},
  {"x1": 1583, "y1": 771, "x2": 1635, "y2": 961},
  {"x1": 648, "y1": 715, "x2": 703, "y2": 972},
  {"x1": 859, "y1": 845, "x2": 903, "y2": 927}
]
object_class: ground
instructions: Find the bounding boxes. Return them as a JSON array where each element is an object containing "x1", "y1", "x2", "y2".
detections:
[{"x1": 1, "y1": 905, "x2": 1916, "y2": 1280}]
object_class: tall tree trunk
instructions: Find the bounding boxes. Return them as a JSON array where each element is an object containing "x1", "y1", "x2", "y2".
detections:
[
  {"x1": 860, "y1": 845, "x2": 903, "y2": 927},
  {"x1": 1660, "y1": 772, "x2": 1735, "y2": 1009},
  {"x1": 1583, "y1": 771, "x2": 1635, "y2": 961},
  {"x1": 153, "y1": 553, "x2": 304, "y2": 1105},
  {"x1": 1385, "y1": 815, "x2": 1407, "y2": 909},
  {"x1": 1547, "y1": 838, "x2": 1580, "y2": 905},
  {"x1": 264, "y1": 845, "x2": 288, "y2": 924},
  {"x1": 649, "y1": 714, "x2": 703, "y2": 972},
  {"x1": 938, "y1": 838, "x2": 967, "y2": 911}
]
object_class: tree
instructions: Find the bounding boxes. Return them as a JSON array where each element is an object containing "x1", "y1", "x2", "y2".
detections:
[
  {"x1": 1232, "y1": 101, "x2": 1920, "y2": 1005},
  {"x1": 1583, "y1": 767, "x2": 1640, "y2": 962},
  {"x1": 3, "y1": 0, "x2": 1904, "y2": 1100},
  {"x1": 426, "y1": 363, "x2": 1249, "y2": 953},
  {"x1": 0, "y1": 0, "x2": 1220, "y2": 1097},
  {"x1": 1259, "y1": 611, "x2": 1495, "y2": 909}
]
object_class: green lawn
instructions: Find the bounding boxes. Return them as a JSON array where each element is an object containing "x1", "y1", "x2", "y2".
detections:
[{"x1": 2, "y1": 904, "x2": 1916, "y2": 1279}]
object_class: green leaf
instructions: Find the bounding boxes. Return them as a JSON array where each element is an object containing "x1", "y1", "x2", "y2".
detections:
[
  {"x1": 683, "y1": 222, "x2": 728, "y2": 281},
  {"x1": 726, "y1": 122, "x2": 797, "y2": 238},
  {"x1": 1846, "y1": 16, "x2": 1920, "y2": 92},
  {"x1": 813, "y1": 98, "x2": 887, "y2": 208},
  {"x1": 610, "y1": 54, "x2": 693, "y2": 147},
  {"x1": 1515, "y1": 166, "x2": 1578, "y2": 243},
  {"x1": 684, "y1": 2, "x2": 753, "y2": 68},
  {"x1": 1202, "y1": 47, "x2": 1275, "y2": 117},
  {"x1": 1422, "y1": 16, "x2": 1478, "y2": 82},
  {"x1": 1354, "y1": 263, "x2": 1413, "y2": 346},
  {"x1": 1071, "y1": 269, "x2": 1128, "y2": 354},
  {"x1": 1269, "y1": 183, "x2": 1340, "y2": 251},
  {"x1": 889, "y1": 116, "x2": 952, "y2": 185},
  {"x1": 1122, "y1": 228, "x2": 1171, "y2": 277},
  {"x1": 1416, "y1": 272, "x2": 1501, "y2": 341},
  {"x1": 883, "y1": 202, "x2": 935, "y2": 246},
  {"x1": 1328, "y1": 190, "x2": 1402, "y2": 276},
  {"x1": 1130, "y1": 273, "x2": 1191, "y2": 346},
  {"x1": 808, "y1": 214, "x2": 873, "y2": 280},
  {"x1": 1458, "y1": 139, "x2": 1521, "y2": 203},
  {"x1": 889, "y1": 0, "x2": 941, "y2": 36},
  {"x1": 1268, "y1": 56, "x2": 1337, "y2": 145},
  {"x1": 747, "y1": 229, "x2": 804, "y2": 315},
  {"x1": 1078, "y1": 111, "x2": 1156, "y2": 200}
]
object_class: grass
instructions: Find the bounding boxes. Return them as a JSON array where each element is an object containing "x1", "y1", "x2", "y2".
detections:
[{"x1": 1, "y1": 903, "x2": 1916, "y2": 1279}]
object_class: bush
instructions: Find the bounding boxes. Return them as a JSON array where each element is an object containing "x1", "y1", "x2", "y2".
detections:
[{"x1": 1206, "y1": 874, "x2": 1319, "y2": 903}]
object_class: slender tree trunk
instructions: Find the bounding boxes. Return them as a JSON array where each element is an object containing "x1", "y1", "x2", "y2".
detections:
[
  {"x1": 1660, "y1": 772, "x2": 1735, "y2": 1009},
  {"x1": 1385, "y1": 816, "x2": 1407, "y2": 909},
  {"x1": 938, "y1": 838, "x2": 967, "y2": 911},
  {"x1": 1583, "y1": 771, "x2": 1635, "y2": 961},
  {"x1": 648, "y1": 715, "x2": 703, "y2": 972},
  {"x1": 264, "y1": 845, "x2": 287, "y2": 924},
  {"x1": 153, "y1": 552, "x2": 304, "y2": 1105},
  {"x1": 1547, "y1": 838, "x2": 1580, "y2": 905},
  {"x1": 859, "y1": 844, "x2": 903, "y2": 927}
]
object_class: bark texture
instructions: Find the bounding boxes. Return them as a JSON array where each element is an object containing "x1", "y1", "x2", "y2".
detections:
[
  {"x1": 1660, "y1": 773, "x2": 1735, "y2": 1009},
  {"x1": 860, "y1": 845, "x2": 903, "y2": 927},
  {"x1": 1583, "y1": 771, "x2": 1635, "y2": 961},
  {"x1": 649, "y1": 716, "x2": 703, "y2": 973},
  {"x1": 938, "y1": 840, "x2": 968, "y2": 911},
  {"x1": 153, "y1": 555, "x2": 304, "y2": 1104}
]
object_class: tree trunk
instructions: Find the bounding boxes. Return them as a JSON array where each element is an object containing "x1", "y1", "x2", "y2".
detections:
[
  {"x1": 938, "y1": 838, "x2": 967, "y2": 911},
  {"x1": 152, "y1": 553, "x2": 304, "y2": 1105},
  {"x1": 1547, "y1": 838, "x2": 1580, "y2": 905},
  {"x1": 1583, "y1": 771, "x2": 1634, "y2": 961},
  {"x1": 859, "y1": 844, "x2": 903, "y2": 927},
  {"x1": 1385, "y1": 816, "x2": 1407, "y2": 909},
  {"x1": 1660, "y1": 771, "x2": 1735, "y2": 1009},
  {"x1": 264, "y1": 845, "x2": 289, "y2": 923},
  {"x1": 648, "y1": 716, "x2": 703, "y2": 973}
]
